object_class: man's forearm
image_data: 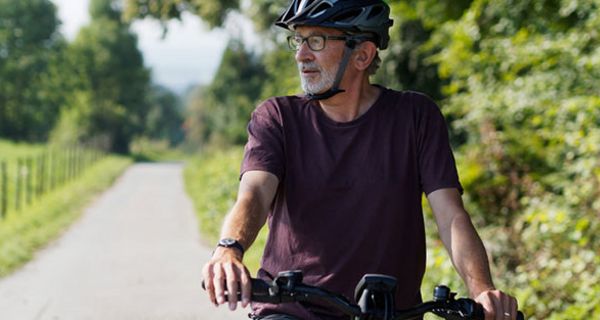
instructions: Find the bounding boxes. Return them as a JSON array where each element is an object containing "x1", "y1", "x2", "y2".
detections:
[
  {"x1": 445, "y1": 213, "x2": 495, "y2": 297},
  {"x1": 428, "y1": 189, "x2": 496, "y2": 298},
  {"x1": 220, "y1": 194, "x2": 269, "y2": 252},
  {"x1": 219, "y1": 170, "x2": 278, "y2": 253}
]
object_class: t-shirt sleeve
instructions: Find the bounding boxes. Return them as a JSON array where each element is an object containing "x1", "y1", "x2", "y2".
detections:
[
  {"x1": 414, "y1": 94, "x2": 463, "y2": 195},
  {"x1": 240, "y1": 99, "x2": 285, "y2": 181}
]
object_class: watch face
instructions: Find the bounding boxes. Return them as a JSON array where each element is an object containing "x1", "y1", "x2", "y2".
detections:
[
  {"x1": 220, "y1": 238, "x2": 236, "y2": 246},
  {"x1": 217, "y1": 238, "x2": 244, "y2": 255}
]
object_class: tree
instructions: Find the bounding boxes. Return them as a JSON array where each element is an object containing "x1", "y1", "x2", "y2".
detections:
[
  {"x1": 52, "y1": 0, "x2": 151, "y2": 153},
  {"x1": 144, "y1": 85, "x2": 184, "y2": 145},
  {"x1": 184, "y1": 39, "x2": 267, "y2": 147},
  {"x1": 122, "y1": 0, "x2": 239, "y2": 28},
  {"x1": 0, "y1": 0, "x2": 67, "y2": 141}
]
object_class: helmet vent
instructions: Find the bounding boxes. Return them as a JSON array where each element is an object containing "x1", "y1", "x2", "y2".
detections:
[
  {"x1": 297, "y1": 0, "x2": 317, "y2": 13},
  {"x1": 367, "y1": 5, "x2": 384, "y2": 20},
  {"x1": 332, "y1": 8, "x2": 363, "y2": 23},
  {"x1": 309, "y1": 3, "x2": 333, "y2": 18}
]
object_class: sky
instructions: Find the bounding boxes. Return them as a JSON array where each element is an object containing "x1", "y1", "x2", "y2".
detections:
[{"x1": 51, "y1": 0, "x2": 257, "y2": 94}]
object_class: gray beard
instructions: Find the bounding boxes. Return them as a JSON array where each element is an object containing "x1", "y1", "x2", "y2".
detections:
[{"x1": 298, "y1": 62, "x2": 337, "y2": 94}]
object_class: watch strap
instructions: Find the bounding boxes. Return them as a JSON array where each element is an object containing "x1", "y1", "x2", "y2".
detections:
[{"x1": 217, "y1": 238, "x2": 245, "y2": 255}]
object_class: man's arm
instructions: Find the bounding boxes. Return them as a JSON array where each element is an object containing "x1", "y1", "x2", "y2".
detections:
[
  {"x1": 427, "y1": 188, "x2": 518, "y2": 320},
  {"x1": 202, "y1": 170, "x2": 279, "y2": 310}
]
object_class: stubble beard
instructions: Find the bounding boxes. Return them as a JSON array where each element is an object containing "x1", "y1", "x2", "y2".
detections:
[{"x1": 298, "y1": 61, "x2": 337, "y2": 95}]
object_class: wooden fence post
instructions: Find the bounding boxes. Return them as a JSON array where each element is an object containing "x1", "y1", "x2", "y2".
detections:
[
  {"x1": 60, "y1": 149, "x2": 66, "y2": 185},
  {"x1": 0, "y1": 145, "x2": 106, "y2": 218},
  {"x1": 1, "y1": 161, "x2": 6, "y2": 219},
  {"x1": 39, "y1": 153, "x2": 46, "y2": 197},
  {"x1": 26, "y1": 157, "x2": 33, "y2": 205},
  {"x1": 15, "y1": 158, "x2": 22, "y2": 212},
  {"x1": 68, "y1": 147, "x2": 74, "y2": 182}
]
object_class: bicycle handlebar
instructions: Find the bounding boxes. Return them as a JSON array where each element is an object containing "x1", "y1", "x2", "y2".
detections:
[
  {"x1": 204, "y1": 270, "x2": 525, "y2": 320},
  {"x1": 243, "y1": 277, "x2": 363, "y2": 316}
]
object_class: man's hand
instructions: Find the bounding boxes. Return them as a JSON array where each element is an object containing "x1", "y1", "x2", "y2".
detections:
[
  {"x1": 202, "y1": 247, "x2": 251, "y2": 310},
  {"x1": 474, "y1": 289, "x2": 519, "y2": 320},
  {"x1": 201, "y1": 170, "x2": 278, "y2": 311}
]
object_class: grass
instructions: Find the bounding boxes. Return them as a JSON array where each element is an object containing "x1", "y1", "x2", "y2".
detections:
[
  {"x1": 0, "y1": 155, "x2": 132, "y2": 277},
  {"x1": 183, "y1": 147, "x2": 268, "y2": 275},
  {"x1": 0, "y1": 139, "x2": 46, "y2": 160}
]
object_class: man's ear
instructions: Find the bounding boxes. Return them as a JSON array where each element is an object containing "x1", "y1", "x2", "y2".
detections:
[{"x1": 353, "y1": 41, "x2": 377, "y2": 71}]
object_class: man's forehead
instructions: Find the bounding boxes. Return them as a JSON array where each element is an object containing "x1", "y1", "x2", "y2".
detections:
[{"x1": 294, "y1": 25, "x2": 345, "y2": 36}]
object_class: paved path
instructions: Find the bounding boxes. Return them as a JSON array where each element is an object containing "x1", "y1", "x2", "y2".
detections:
[{"x1": 0, "y1": 163, "x2": 249, "y2": 320}]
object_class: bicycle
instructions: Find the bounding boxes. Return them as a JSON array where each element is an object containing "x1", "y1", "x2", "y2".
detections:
[{"x1": 206, "y1": 270, "x2": 525, "y2": 320}]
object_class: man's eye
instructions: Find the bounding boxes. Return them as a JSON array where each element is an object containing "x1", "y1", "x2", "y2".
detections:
[{"x1": 309, "y1": 37, "x2": 323, "y2": 45}]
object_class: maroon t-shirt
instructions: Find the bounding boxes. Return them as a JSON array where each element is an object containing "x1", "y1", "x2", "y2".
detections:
[{"x1": 241, "y1": 88, "x2": 462, "y2": 319}]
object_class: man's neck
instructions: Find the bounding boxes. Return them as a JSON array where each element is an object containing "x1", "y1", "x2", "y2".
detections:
[{"x1": 318, "y1": 80, "x2": 381, "y2": 123}]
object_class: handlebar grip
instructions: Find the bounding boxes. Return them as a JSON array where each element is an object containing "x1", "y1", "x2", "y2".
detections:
[
  {"x1": 201, "y1": 278, "x2": 276, "y2": 303},
  {"x1": 470, "y1": 300, "x2": 525, "y2": 320}
]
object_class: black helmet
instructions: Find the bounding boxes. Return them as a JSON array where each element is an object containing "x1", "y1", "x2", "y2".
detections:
[{"x1": 275, "y1": 0, "x2": 393, "y2": 49}]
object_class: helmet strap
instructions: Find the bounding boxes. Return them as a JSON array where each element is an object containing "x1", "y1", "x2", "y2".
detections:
[{"x1": 307, "y1": 39, "x2": 357, "y2": 101}]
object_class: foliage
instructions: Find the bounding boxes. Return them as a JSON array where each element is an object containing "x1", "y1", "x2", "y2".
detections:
[
  {"x1": 182, "y1": 147, "x2": 267, "y2": 274},
  {"x1": 259, "y1": 43, "x2": 302, "y2": 99},
  {"x1": 243, "y1": 0, "x2": 288, "y2": 32},
  {"x1": 184, "y1": 39, "x2": 267, "y2": 147},
  {"x1": 410, "y1": 1, "x2": 600, "y2": 318},
  {"x1": 50, "y1": 0, "x2": 151, "y2": 153},
  {"x1": 129, "y1": 137, "x2": 186, "y2": 162},
  {"x1": 180, "y1": 85, "x2": 208, "y2": 150},
  {"x1": 0, "y1": 0, "x2": 67, "y2": 141},
  {"x1": 143, "y1": 84, "x2": 185, "y2": 146},
  {"x1": 122, "y1": 0, "x2": 239, "y2": 28},
  {"x1": 0, "y1": 0, "x2": 184, "y2": 153},
  {"x1": 373, "y1": 0, "x2": 467, "y2": 99},
  {"x1": 0, "y1": 154, "x2": 131, "y2": 277}
]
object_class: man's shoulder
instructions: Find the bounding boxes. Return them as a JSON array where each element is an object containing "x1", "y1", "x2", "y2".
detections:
[
  {"x1": 383, "y1": 88, "x2": 438, "y2": 107},
  {"x1": 254, "y1": 94, "x2": 311, "y2": 117},
  {"x1": 380, "y1": 88, "x2": 442, "y2": 117},
  {"x1": 261, "y1": 94, "x2": 308, "y2": 107}
]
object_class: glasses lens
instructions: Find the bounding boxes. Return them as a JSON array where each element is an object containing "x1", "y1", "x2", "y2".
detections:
[
  {"x1": 307, "y1": 36, "x2": 325, "y2": 51},
  {"x1": 286, "y1": 36, "x2": 297, "y2": 50},
  {"x1": 287, "y1": 35, "x2": 329, "y2": 51}
]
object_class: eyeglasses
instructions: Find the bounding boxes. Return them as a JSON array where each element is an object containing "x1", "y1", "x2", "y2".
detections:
[{"x1": 287, "y1": 34, "x2": 349, "y2": 51}]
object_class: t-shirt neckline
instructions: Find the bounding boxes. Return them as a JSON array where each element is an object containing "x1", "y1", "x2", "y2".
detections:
[{"x1": 312, "y1": 86, "x2": 388, "y2": 128}]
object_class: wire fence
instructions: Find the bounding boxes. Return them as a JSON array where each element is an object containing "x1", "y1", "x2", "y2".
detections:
[{"x1": 0, "y1": 145, "x2": 106, "y2": 220}]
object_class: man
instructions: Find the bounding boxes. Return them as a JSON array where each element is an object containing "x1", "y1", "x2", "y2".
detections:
[{"x1": 202, "y1": 1, "x2": 519, "y2": 319}]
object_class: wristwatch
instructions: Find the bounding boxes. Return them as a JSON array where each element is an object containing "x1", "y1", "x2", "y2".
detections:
[{"x1": 217, "y1": 238, "x2": 245, "y2": 255}]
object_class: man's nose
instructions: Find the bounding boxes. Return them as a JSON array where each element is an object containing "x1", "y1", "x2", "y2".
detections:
[{"x1": 295, "y1": 41, "x2": 314, "y2": 62}]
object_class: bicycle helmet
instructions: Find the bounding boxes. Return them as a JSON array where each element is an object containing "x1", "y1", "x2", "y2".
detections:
[
  {"x1": 275, "y1": 0, "x2": 393, "y2": 50},
  {"x1": 275, "y1": 0, "x2": 393, "y2": 100}
]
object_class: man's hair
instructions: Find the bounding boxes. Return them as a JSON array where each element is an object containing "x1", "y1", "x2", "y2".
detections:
[
  {"x1": 367, "y1": 51, "x2": 381, "y2": 76},
  {"x1": 350, "y1": 33, "x2": 381, "y2": 76}
]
